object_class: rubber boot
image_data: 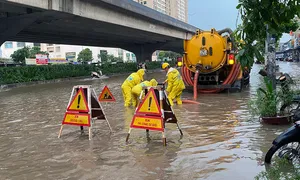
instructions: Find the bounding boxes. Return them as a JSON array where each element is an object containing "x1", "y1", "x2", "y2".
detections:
[
  {"x1": 168, "y1": 97, "x2": 174, "y2": 106},
  {"x1": 176, "y1": 97, "x2": 182, "y2": 105}
]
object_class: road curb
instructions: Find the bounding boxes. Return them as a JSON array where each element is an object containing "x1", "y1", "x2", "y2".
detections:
[{"x1": 0, "y1": 68, "x2": 164, "y2": 91}]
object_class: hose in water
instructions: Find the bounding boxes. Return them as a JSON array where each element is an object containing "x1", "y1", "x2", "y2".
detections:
[
  {"x1": 182, "y1": 99, "x2": 201, "y2": 104},
  {"x1": 193, "y1": 70, "x2": 199, "y2": 100},
  {"x1": 181, "y1": 63, "x2": 240, "y2": 93}
]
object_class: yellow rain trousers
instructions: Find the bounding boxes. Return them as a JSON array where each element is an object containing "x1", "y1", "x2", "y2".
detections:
[
  {"x1": 121, "y1": 69, "x2": 145, "y2": 107},
  {"x1": 131, "y1": 79, "x2": 158, "y2": 107},
  {"x1": 165, "y1": 68, "x2": 185, "y2": 106}
]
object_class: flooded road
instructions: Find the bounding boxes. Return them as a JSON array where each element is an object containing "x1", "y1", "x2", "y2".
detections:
[{"x1": 0, "y1": 61, "x2": 299, "y2": 180}]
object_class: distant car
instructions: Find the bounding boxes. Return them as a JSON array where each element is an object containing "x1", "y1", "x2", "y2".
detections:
[{"x1": 284, "y1": 57, "x2": 293, "y2": 62}]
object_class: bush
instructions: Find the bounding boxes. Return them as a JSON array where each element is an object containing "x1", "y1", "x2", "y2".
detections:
[
  {"x1": 248, "y1": 76, "x2": 295, "y2": 117},
  {"x1": 0, "y1": 64, "x2": 97, "y2": 85},
  {"x1": 0, "y1": 61, "x2": 173, "y2": 85},
  {"x1": 255, "y1": 158, "x2": 300, "y2": 180}
]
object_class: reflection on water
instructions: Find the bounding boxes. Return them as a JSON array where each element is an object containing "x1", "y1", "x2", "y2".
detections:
[{"x1": 0, "y1": 62, "x2": 298, "y2": 179}]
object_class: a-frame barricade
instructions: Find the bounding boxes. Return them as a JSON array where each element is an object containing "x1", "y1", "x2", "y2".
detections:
[
  {"x1": 58, "y1": 85, "x2": 112, "y2": 140},
  {"x1": 126, "y1": 85, "x2": 183, "y2": 146}
]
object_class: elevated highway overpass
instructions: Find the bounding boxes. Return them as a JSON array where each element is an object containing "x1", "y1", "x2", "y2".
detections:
[{"x1": 0, "y1": 0, "x2": 198, "y2": 61}]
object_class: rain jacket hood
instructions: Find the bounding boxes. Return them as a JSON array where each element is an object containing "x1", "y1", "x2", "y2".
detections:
[
  {"x1": 137, "y1": 69, "x2": 145, "y2": 81},
  {"x1": 150, "y1": 79, "x2": 158, "y2": 86}
]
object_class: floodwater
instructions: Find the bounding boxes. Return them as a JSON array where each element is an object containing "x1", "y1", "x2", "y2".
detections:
[{"x1": 0, "y1": 61, "x2": 299, "y2": 180}]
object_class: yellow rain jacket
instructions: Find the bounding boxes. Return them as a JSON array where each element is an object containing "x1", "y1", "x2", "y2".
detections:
[
  {"x1": 121, "y1": 69, "x2": 145, "y2": 107},
  {"x1": 165, "y1": 67, "x2": 185, "y2": 106},
  {"x1": 131, "y1": 79, "x2": 158, "y2": 107}
]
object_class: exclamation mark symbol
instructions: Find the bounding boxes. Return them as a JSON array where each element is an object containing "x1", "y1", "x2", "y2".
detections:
[
  {"x1": 148, "y1": 97, "x2": 152, "y2": 111},
  {"x1": 77, "y1": 95, "x2": 81, "y2": 108}
]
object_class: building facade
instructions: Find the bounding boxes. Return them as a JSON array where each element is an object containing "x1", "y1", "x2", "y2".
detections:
[
  {"x1": 134, "y1": 0, "x2": 188, "y2": 23},
  {"x1": 0, "y1": 41, "x2": 137, "y2": 63},
  {"x1": 40, "y1": 44, "x2": 137, "y2": 63},
  {"x1": 134, "y1": 0, "x2": 188, "y2": 61},
  {"x1": 276, "y1": 18, "x2": 300, "y2": 62},
  {"x1": 0, "y1": 41, "x2": 40, "y2": 59}
]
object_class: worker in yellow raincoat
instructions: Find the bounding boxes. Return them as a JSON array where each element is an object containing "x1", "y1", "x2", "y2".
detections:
[
  {"x1": 121, "y1": 69, "x2": 145, "y2": 107},
  {"x1": 162, "y1": 62, "x2": 185, "y2": 106},
  {"x1": 131, "y1": 79, "x2": 158, "y2": 107}
]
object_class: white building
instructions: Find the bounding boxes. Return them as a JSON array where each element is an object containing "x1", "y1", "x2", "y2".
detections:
[
  {"x1": 134, "y1": 0, "x2": 188, "y2": 23},
  {"x1": 0, "y1": 41, "x2": 40, "y2": 59},
  {"x1": 134, "y1": 0, "x2": 188, "y2": 60},
  {"x1": 40, "y1": 44, "x2": 137, "y2": 63},
  {"x1": 0, "y1": 41, "x2": 139, "y2": 63}
]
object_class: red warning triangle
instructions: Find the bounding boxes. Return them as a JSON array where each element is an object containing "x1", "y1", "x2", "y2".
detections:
[
  {"x1": 98, "y1": 86, "x2": 116, "y2": 102},
  {"x1": 67, "y1": 88, "x2": 89, "y2": 112},
  {"x1": 136, "y1": 88, "x2": 162, "y2": 116}
]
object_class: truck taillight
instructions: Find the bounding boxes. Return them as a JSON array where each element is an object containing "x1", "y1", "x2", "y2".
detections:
[
  {"x1": 177, "y1": 57, "x2": 183, "y2": 67},
  {"x1": 228, "y1": 54, "x2": 235, "y2": 65}
]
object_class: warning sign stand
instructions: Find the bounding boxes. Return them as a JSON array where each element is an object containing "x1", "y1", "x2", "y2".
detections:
[
  {"x1": 58, "y1": 85, "x2": 112, "y2": 140},
  {"x1": 126, "y1": 86, "x2": 183, "y2": 146},
  {"x1": 98, "y1": 85, "x2": 116, "y2": 102}
]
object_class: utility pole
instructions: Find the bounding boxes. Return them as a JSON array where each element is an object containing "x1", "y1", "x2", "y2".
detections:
[
  {"x1": 265, "y1": 25, "x2": 269, "y2": 66},
  {"x1": 265, "y1": 24, "x2": 277, "y2": 89}
]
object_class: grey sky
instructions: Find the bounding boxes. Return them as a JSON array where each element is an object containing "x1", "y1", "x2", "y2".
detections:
[{"x1": 188, "y1": 0, "x2": 290, "y2": 43}]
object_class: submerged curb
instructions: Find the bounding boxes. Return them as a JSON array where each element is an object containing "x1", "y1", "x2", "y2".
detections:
[{"x1": 0, "y1": 68, "x2": 164, "y2": 91}]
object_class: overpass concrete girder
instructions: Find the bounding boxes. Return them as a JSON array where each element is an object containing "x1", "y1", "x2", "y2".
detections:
[
  {"x1": 4, "y1": 0, "x2": 194, "y2": 40},
  {"x1": 66, "y1": 0, "x2": 191, "y2": 39},
  {"x1": 0, "y1": 12, "x2": 42, "y2": 45},
  {"x1": 14, "y1": 31, "x2": 163, "y2": 45}
]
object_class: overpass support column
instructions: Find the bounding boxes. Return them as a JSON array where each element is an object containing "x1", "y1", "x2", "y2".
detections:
[
  {"x1": 0, "y1": 13, "x2": 42, "y2": 46},
  {"x1": 127, "y1": 44, "x2": 160, "y2": 63}
]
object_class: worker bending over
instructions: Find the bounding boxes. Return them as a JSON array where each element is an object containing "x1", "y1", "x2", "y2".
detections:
[
  {"x1": 131, "y1": 79, "x2": 158, "y2": 107},
  {"x1": 162, "y1": 63, "x2": 185, "y2": 106},
  {"x1": 121, "y1": 69, "x2": 145, "y2": 107}
]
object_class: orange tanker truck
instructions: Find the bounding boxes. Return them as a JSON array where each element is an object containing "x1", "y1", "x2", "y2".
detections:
[{"x1": 178, "y1": 28, "x2": 250, "y2": 99}]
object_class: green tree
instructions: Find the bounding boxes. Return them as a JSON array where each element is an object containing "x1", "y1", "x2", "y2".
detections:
[
  {"x1": 78, "y1": 48, "x2": 93, "y2": 63},
  {"x1": 235, "y1": 0, "x2": 300, "y2": 69},
  {"x1": 98, "y1": 53, "x2": 123, "y2": 63},
  {"x1": 158, "y1": 51, "x2": 181, "y2": 61},
  {"x1": 158, "y1": 51, "x2": 166, "y2": 60},
  {"x1": 169, "y1": 51, "x2": 181, "y2": 60},
  {"x1": 113, "y1": 56, "x2": 123, "y2": 62},
  {"x1": 29, "y1": 46, "x2": 48, "y2": 58},
  {"x1": 10, "y1": 46, "x2": 30, "y2": 64},
  {"x1": 107, "y1": 54, "x2": 115, "y2": 62},
  {"x1": 98, "y1": 51, "x2": 108, "y2": 64},
  {"x1": 108, "y1": 55, "x2": 123, "y2": 62}
]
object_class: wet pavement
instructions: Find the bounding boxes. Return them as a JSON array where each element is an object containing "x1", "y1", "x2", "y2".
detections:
[{"x1": 0, "y1": 61, "x2": 299, "y2": 180}]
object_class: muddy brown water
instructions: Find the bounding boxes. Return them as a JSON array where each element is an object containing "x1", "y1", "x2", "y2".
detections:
[{"x1": 0, "y1": 62, "x2": 299, "y2": 180}]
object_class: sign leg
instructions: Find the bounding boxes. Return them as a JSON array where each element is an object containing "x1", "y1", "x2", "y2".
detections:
[
  {"x1": 162, "y1": 131, "x2": 167, "y2": 146},
  {"x1": 89, "y1": 127, "x2": 92, "y2": 140},
  {"x1": 95, "y1": 88, "x2": 113, "y2": 133},
  {"x1": 58, "y1": 125, "x2": 64, "y2": 138},
  {"x1": 146, "y1": 129, "x2": 150, "y2": 141},
  {"x1": 176, "y1": 123, "x2": 183, "y2": 136},
  {"x1": 106, "y1": 119, "x2": 113, "y2": 133},
  {"x1": 80, "y1": 126, "x2": 84, "y2": 134},
  {"x1": 126, "y1": 128, "x2": 132, "y2": 142}
]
